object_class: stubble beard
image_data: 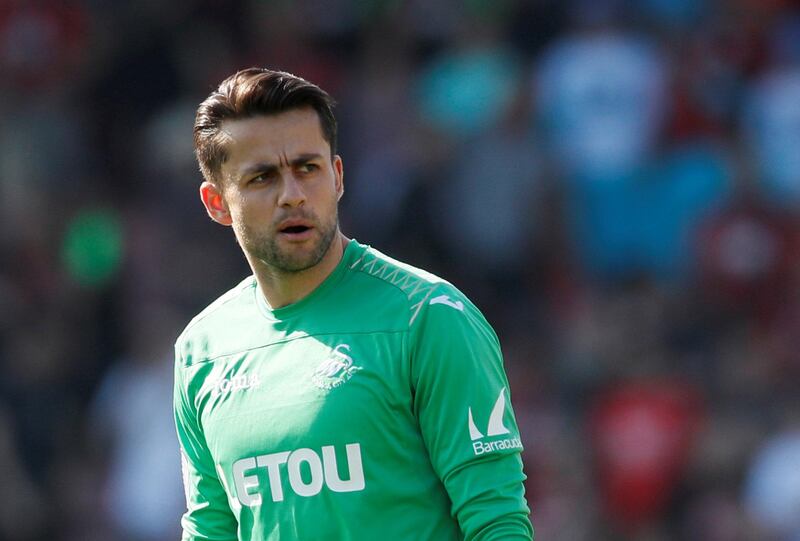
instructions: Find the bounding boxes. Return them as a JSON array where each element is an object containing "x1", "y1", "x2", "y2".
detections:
[{"x1": 238, "y1": 207, "x2": 339, "y2": 274}]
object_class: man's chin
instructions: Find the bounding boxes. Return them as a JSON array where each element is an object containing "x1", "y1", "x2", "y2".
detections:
[
  {"x1": 247, "y1": 224, "x2": 338, "y2": 274},
  {"x1": 273, "y1": 256, "x2": 322, "y2": 273},
  {"x1": 260, "y1": 243, "x2": 328, "y2": 274}
]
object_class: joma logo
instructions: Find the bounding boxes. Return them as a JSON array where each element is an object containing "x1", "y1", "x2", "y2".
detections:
[{"x1": 213, "y1": 372, "x2": 261, "y2": 397}]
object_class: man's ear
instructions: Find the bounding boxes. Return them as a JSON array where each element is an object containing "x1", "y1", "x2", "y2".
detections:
[
  {"x1": 333, "y1": 155, "x2": 344, "y2": 201},
  {"x1": 200, "y1": 181, "x2": 233, "y2": 226}
]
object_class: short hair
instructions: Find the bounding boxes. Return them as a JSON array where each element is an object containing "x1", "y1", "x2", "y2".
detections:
[{"x1": 193, "y1": 67, "x2": 337, "y2": 184}]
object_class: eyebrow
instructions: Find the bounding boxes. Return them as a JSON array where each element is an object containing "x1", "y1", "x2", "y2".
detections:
[{"x1": 239, "y1": 153, "x2": 325, "y2": 180}]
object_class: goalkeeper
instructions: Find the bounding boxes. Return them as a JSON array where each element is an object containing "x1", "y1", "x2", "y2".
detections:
[{"x1": 174, "y1": 67, "x2": 534, "y2": 540}]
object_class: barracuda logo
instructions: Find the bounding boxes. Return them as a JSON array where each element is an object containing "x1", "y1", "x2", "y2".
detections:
[
  {"x1": 468, "y1": 388, "x2": 523, "y2": 456},
  {"x1": 226, "y1": 443, "x2": 365, "y2": 506}
]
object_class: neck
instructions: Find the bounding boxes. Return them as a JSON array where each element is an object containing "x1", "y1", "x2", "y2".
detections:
[{"x1": 253, "y1": 234, "x2": 349, "y2": 309}]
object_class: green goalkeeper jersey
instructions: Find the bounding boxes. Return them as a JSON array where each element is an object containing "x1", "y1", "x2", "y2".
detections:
[{"x1": 174, "y1": 240, "x2": 533, "y2": 540}]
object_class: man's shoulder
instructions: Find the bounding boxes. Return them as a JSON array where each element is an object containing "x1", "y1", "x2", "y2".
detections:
[
  {"x1": 349, "y1": 244, "x2": 442, "y2": 285},
  {"x1": 175, "y1": 275, "x2": 257, "y2": 354},
  {"x1": 347, "y1": 243, "x2": 471, "y2": 328}
]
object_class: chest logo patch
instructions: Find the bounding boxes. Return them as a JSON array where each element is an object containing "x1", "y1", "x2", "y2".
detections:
[
  {"x1": 312, "y1": 344, "x2": 362, "y2": 390},
  {"x1": 212, "y1": 372, "x2": 261, "y2": 397}
]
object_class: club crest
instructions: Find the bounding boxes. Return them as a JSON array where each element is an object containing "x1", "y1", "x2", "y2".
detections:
[{"x1": 312, "y1": 344, "x2": 362, "y2": 390}]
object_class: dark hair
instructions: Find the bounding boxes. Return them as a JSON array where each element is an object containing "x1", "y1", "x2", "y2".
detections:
[{"x1": 193, "y1": 68, "x2": 337, "y2": 183}]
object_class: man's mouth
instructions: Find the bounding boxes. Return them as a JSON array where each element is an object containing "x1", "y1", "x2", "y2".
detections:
[
  {"x1": 280, "y1": 225, "x2": 311, "y2": 234},
  {"x1": 277, "y1": 219, "x2": 315, "y2": 239}
]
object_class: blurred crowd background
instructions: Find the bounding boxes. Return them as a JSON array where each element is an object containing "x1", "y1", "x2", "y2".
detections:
[{"x1": 2, "y1": 0, "x2": 800, "y2": 539}]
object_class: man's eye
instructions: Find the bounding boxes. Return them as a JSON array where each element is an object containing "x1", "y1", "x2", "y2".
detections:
[
  {"x1": 298, "y1": 163, "x2": 318, "y2": 173},
  {"x1": 249, "y1": 173, "x2": 273, "y2": 184}
]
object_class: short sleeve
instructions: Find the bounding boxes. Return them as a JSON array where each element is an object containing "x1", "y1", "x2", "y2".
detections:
[
  {"x1": 174, "y1": 345, "x2": 239, "y2": 541},
  {"x1": 410, "y1": 288, "x2": 534, "y2": 540}
]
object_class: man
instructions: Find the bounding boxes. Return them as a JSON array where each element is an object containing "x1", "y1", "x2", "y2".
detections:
[{"x1": 174, "y1": 67, "x2": 534, "y2": 540}]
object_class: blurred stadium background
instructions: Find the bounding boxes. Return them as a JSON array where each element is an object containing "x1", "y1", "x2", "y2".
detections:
[{"x1": 2, "y1": 0, "x2": 800, "y2": 539}]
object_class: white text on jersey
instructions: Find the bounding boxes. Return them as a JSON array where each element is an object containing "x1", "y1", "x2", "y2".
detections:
[
  {"x1": 213, "y1": 372, "x2": 261, "y2": 397},
  {"x1": 229, "y1": 443, "x2": 365, "y2": 506},
  {"x1": 468, "y1": 388, "x2": 523, "y2": 456}
]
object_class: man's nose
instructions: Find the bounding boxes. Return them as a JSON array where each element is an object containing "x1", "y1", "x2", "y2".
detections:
[{"x1": 277, "y1": 174, "x2": 306, "y2": 207}]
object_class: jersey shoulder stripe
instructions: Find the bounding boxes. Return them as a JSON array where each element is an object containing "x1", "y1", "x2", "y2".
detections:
[{"x1": 348, "y1": 246, "x2": 458, "y2": 326}]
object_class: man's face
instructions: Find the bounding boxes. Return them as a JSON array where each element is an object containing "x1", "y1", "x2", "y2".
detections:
[{"x1": 201, "y1": 108, "x2": 343, "y2": 274}]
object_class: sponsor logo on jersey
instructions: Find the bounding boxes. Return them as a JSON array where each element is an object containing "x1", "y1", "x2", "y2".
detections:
[
  {"x1": 312, "y1": 344, "x2": 362, "y2": 390},
  {"x1": 429, "y1": 294, "x2": 464, "y2": 311},
  {"x1": 468, "y1": 388, "x2": 523, "y2": 456},
  {"x1": 212, "y1": 372, "x2": 261, "y2": 397},
  {"x1": 227, "y1": 443, "x2": 365, "y2": 506}
]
